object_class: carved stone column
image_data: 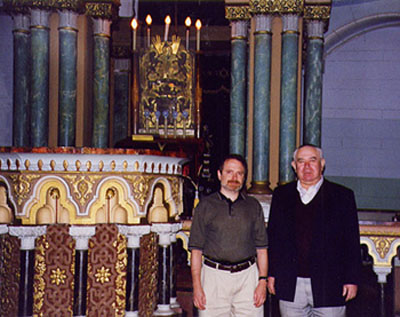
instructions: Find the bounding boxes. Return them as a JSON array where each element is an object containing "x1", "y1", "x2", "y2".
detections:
[
  {"x1": 30, "y1": 8, "x2": 51, "y2": 147},
  {"x1": 151, "y1": 223, "x2": 174, "y2": 316},
  {"x1": 249, "y1": 0, "x2": 273, "y2": 194},
  {"x1": 69, "y1": 226, "x2": 96, "y2": 317},
  {"x1": 57, "y1": 2, "x2": 81, "y2": 147},
  {"x1": 169, "y1": 223, "x2": 182, "y2": 309},
  {"x1": 9, "y1": 226, "x2": 47, "y2": 317},
  {"x1": 226, "y1": 4, "x2": 250, "y2": 156},
  {"x1": 10, "y1": 8, "x2": 30, "y2": 147},
  {"x1": 303, "y1": 4, "x2": 331, "y2": 147},
  {"x1": 118, "y1": 225, "x2": 151, "y2": 317},
  {"x1": 85, "y1": 0, "x2": 119, "y2": 148},
  {"x1": 278, "y1": 0, "x2": 303, "y2": 184}
]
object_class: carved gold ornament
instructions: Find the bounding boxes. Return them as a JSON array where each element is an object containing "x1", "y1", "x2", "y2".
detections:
[
  {"x1": 64, "y1": 175, "x2": 102, "y2": 206},
  {"x1": 124, "y1": 175, "x2": 153, "y2": 207},
  {"x1": 9, "y1": 174, "x2": 41, "y2": 205},
  {"x1": 225, "y1": 6, "x2": 251, "y2": 20},
  {"x1": 95, "y1": 266, "x2": 111, "y2": 284},
  {"x1": 370, "y1": 237, "x2": 396, "y2": 259},
  {"x1": 50, "y1": 268, "x2": 67, "y2": 286}
]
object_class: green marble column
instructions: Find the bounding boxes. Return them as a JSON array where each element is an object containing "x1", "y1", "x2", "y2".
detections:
[
  {"x1": 113, "y1": 58, "x2": 130, "y2": 145},
  {"x1": 279, "y1": 14, "x2": 299, "y2": 184},
  {"x1": 92, "y1": 19, "x2": 111, "y2": 148},
  {"x1": 58, "y1": 11, "x2": 78, "y2": 147},
  {"x1": 303, "y1": 20, "x2": 324, "y2": 147},
  {"x1": 229, "y1": 20, "x2": 248, "y2": 156},
  {"x1": 250, "y1": 14, "x2": 272, "y2": 194},
  {"x1": 30, "y1": 9, "x2": 50, "y2": 147},
  {"x1": 12, "y1": 14, "x2": 30, "y2": 147}
]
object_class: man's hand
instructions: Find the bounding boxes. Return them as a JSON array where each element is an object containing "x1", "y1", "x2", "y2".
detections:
[
  {"x1": 254, "y1": 279, "x2": 267, "y2": 307},
  {"x1": 343, "y1": 284, "x2": 358, "y2": 301},
  {"x1": 267, "y1": 276, "x2": 276, "y2": 295},
  {"x1": 193, "y1": 285, "x2": 206, "y2": 310}
]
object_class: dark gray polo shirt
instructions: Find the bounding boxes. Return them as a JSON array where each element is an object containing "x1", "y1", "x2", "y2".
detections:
[{"x1": 189, "y1": 191, "x2": 268, "y2": 263}]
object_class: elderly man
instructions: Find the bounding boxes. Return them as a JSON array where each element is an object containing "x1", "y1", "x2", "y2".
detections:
[
  {"x1": 267, "y1": 145, "x2": 361, "y2": 316},
  {"x1": 189, "y1": 154, "x2": 268, "y2": 316}
]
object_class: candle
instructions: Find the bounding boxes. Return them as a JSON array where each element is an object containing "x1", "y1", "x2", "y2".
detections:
[
  {"x1": 164, "y1": 15, "x2": 171, "y2": 42},
  {"x1": 130, "y1": 18, "x2": 138, "y2": 51},
  {"x1": 146, "y1": 14, "x2": 152, "y2": 47},
  {"x1": 185, "y1": 16, "x2": 191, "y2": 50},
  {"x1": 195, "y1": 19, "x2": 202, "y2": 51}
]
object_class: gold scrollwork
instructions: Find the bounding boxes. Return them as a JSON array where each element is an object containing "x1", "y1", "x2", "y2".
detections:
[
  {"x1": 225, "y1": 6, "x2": 251, "y2": 20},
  {"x1": 114, "y1": 234, "x2": 127, "y2": 317},
  {"x1": 9, "y1": 174, "x2": 41, "y2": 206},
  {"x1": 123, "y1": 175, "x2": 154, "y2": 207},
  {"x1": 63, "y1": 175, "x2": 102, "y2": 206},
  {"x1": 370, "y1": 237, "x2": 396, "y2": 259},
  {"x1": 303, "y1": 5, "x2": 331, "y2": 20},
  {"x1": 34, "y1": 238, "x2": 49, "y2": 312}
]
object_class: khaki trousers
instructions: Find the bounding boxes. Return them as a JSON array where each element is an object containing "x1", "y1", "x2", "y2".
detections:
[{"x1": 199, "y1": 262, "x2": 264, "y2": 317}]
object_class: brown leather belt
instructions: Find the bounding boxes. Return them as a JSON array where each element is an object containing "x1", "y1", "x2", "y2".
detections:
[{"x1": 203, "y1": 256, "x2": 256, "y2": 273}]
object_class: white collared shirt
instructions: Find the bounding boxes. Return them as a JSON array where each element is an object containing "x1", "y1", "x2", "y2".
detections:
[{"x1": 296, "y1": 177, "x2": 324, "y2": 205}]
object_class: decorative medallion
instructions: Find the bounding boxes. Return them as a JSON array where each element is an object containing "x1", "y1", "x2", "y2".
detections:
[{"x1": 9, "y1": 174, "x2": 41, "y2": 206}]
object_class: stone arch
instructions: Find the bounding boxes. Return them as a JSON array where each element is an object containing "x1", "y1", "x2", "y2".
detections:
[{"x1": 325, "y1": 13, "x2": 400, "y2": 57}]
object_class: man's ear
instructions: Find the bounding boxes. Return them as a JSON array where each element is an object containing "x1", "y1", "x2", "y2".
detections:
[
  {"x1": 321, "y1": 158, "x2": 326, "y2": 172},
  {"x1": 291, "y1": 161, "x2": 296, "y2": 172},
  {"x1": 217, "y1": 169, "x2": 222, "y2": 181}
]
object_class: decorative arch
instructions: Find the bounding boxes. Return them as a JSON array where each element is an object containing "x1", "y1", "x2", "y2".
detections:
[
  {"x1": 143, "y1": 176, "x2": 180, "y2": 219},
  {"x1": 23, "y1": 176, "x2": 79, "y2": 225},
  {"x1": 88, "y1": 177, "x2": 141, "y2": 224},
  {"x1": 325, "y1": 13, "x2": 400, "y2": 57}
]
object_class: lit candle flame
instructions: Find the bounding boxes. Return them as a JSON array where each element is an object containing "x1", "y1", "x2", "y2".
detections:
[
  {"x1": 131, "y1": 18, "x2": 138, "y2": 30},
  {"x1": 146, "y1": 14, "x2": 152, "y2": 26},
  {"x1": 185, "y1": 17, "x2": 192, "y2": 28},
  {"x1": 195, "y1": 19, "x2": 202, "y2": 30}
]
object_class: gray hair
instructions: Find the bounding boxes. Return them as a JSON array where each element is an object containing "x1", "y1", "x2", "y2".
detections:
[{"x1": 293, "y1": 145, "x2": 324, "y2": 161}]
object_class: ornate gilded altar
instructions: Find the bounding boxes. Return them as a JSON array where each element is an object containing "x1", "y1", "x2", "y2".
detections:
[{"x1": 0, "y1": 147, "x2": 186, "y2": 316}]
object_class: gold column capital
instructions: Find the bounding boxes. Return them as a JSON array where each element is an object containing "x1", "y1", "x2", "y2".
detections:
[
  {"x1": 54, "y1": 0, "x2": 85, "y2": 11},
  {"x1": 249, "y1": 0, "x2": 276, "y2": 14},
  {"x1": 275, "y1": 0, "x2": 304, "y2": 15},
  {"x1": 2, "y1": 0, "x2": 30, "y2": 14},
  {"x1": 225, "y1": 5, "x2": 251, "y2": 21},
  {"x1": 303, "y1": 4, "x2": 331, "y2": 20},
  {"x1": 85, "y1": 0, "x2": 120, "y2": 20}
]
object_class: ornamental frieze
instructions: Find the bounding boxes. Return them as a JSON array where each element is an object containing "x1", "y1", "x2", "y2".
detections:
[
  {"x1": 275, "y1": 0, "x2": 304, "y2": 14},
  {"x1": 225, "y1": 5, "x2": 251, "y2": 20},
  {"x1": 303, "y1": 5, "x2": 331, "y2": 20},
  {"x1": 249, "y1": 0, "x2": 277, "y2": 14}
]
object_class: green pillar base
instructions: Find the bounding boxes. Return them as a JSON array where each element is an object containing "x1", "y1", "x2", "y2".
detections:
[{"x1": 248, "y1": 181, "x2": 272, "y2": 195}]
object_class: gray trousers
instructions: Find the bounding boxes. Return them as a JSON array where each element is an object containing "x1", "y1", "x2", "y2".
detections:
[{"x1": 279, "y1": 277, "x2": 346, "y2": 317}]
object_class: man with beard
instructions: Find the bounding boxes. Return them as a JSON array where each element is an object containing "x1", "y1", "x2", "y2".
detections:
[
  {"x1": 267, "y1": 145, "x2": 361, "y2": 316},
  {"x1": 189, "y1": 154, "x2": 268, "y2": 316}
]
